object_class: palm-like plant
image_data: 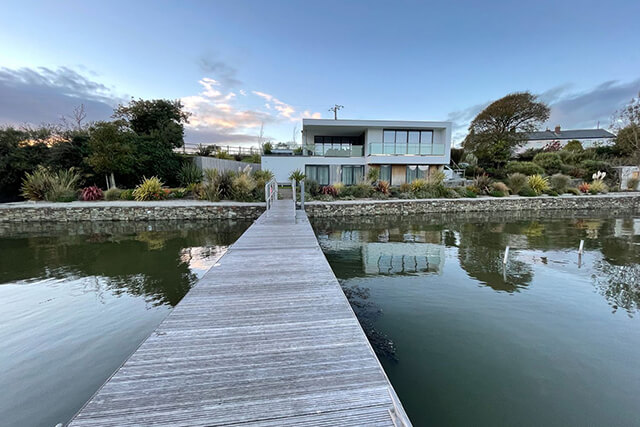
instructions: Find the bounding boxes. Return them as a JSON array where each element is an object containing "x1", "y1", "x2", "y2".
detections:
[{"x1": 289, "y1": 169, "x2": 306, "y2": 183}]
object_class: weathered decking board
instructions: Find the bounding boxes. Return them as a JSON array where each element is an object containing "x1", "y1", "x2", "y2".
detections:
[{"x1": 69, "y1": 199, "x2": 410, "y2": 426}]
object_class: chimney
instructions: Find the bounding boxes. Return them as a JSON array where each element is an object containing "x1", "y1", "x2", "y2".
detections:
[{"x1": 554, "y1": 125, "x2": 561, "y2": 134}]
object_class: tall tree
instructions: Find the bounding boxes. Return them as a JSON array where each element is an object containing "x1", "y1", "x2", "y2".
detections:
[
  {"x1": 113, "y1": 99, "x2": 190, "y2": 149},
  {"x1": 463, "y1": 92, "x2": 550, "y2": 169},
  {"x1": 87, "y1": 121, "x2": 136, "y2": 189},
  {"x1": 612, "y1": 92, "x2": 640, "y2": 161}
]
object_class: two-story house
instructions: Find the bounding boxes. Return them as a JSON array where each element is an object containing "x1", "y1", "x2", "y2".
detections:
[{"x1": 262, "y1": 119, "x2": 452, "y2": 186}]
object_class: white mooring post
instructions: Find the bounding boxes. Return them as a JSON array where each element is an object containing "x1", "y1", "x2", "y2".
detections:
[
  {"x1": 300, "y1": 180, "x2": 305, "y2": 211},
  {"x1": 503, "y1": 246, "x2": 510, "y2": 266},
  {"x1": 578, "y1": 240, "x2": 584, "y2": 255}
]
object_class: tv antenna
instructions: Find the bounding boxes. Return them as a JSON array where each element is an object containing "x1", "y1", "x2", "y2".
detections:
[{"x1": 329, "y1": 104, "x2": 344, "y2": 120}]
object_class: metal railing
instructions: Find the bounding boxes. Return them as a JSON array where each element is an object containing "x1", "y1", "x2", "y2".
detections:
[
  {"x1": 368, "y1": 142, "x2": 446, "y2": 156},
  {"x1": 265, "y1": 178, "x2": 278, "y2": 210}
]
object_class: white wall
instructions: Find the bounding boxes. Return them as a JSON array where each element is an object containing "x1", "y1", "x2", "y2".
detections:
[{"x1": 261, "y1": 156, "x2": 366, "y2": 183}]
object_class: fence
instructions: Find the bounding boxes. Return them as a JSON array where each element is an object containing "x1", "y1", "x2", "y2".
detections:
[
  {"x1": 183, "y1": 144, "x2": 261, "y2": 156},
  {"x1": 192, "y1": 156, "x2": 261, "y2": 174}
]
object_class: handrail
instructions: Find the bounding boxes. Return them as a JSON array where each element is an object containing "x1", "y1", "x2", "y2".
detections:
[
  {"x1": 291, "y1": 179, "x2": 296, "y2": 205},
  {"x1": 264, "y1": 178, "x2": 278, "y2": 210}
]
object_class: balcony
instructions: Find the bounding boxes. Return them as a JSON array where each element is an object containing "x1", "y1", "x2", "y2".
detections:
[
  {"x1": 368, "y1": 142, "x2": 446, "y2": 156},
  {"x1": 307, "y1": 144, "x2": 364, "y2": 157}
]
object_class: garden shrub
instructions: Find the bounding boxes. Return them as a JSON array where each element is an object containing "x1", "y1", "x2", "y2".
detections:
[
  {"x1": 428, "y1": 170, "x2": 446, "y2": 185},
  {"x1": 455, "y1": 187, "x2": 476, "y2": 198},
  {"x1": 178, "y1": 162, "x2": 202, "y2": 186},
  {"x1": 104, "y1": 187, "x2": 123, "y2": 201},
  {"x1": 398, "y1": 192, "x2": 414, "y2": 199},
  {"x1": 215, "y1": 151, "x2": 233, "y2": 160},
  {"x1": 578, "y1": 182, "x2": 590, "y2": 194},
  {"x1": 333, "y1": 182, "x2": 345, "y2": 195},
  {"x1": 544, "y1": 189, "x2": 559, "y2": 196},
  {"x1": 473, "y1": 174, "x2": 492, "y2": 194},
  {"x1": 568, "y1": 167, "x2": 588, "y2": 179},
  {"x1": 398, "y1": 182, "x2": 412, "y2": 193},
  {"x1": 82, "y1": 186, "x2": 104, "y2": 201},
  {"x1": 321, "y1": 185, "x2": 338, "y2": 197},
  {"x1": 505, "y1": 161, "x2": 544, "y2": 176},
  {"x1": 527, "y1": 174, "x2": 550, "y2": 195},
  {"x1": 491, "y1": 182, "x2": 510, "y2": 195},
  {"x1": 253, "y1": 169, "x2": 274, "y2": 181},
  {"x1": 445, "y1": 188, "x2": 461, "y2": 198},
  {"x1": 580, "y1": 160, "x2": 613, "y2": 181},
  {"x1": 589, "y1": 180, "x2": 608, "y2": 194},
  {"x1": 563, "y1": 140, "x2": 584, "y2": 152},
  {"x1": 533, "y1": 152, "x2": 564, "y2": 174},
  {"x1": 489, "y1": 190, "x2": 506, "y2": 197},
  {"x1": 375, "y1": 180, "x2": 390, "y2": 195},
  {"x1": 231, "y1": 172, "x2": 256, "y2": 201},
  {"x1": 566, "y1": 187, "x2": 581, "y2": 196},
  {"x1": 351, "y1": 183, "x2": 373, "y2": 198},
  {"x1": 288, "y1": 169, "x2": 306, "y2": 183},
  {"x1": 20, "y1": 166, "x2": 81, "y2": 201},
  {"x1": 549, "y1": 174, "x2": 571, "y2": 194},
  {"x1": 507, "y1": 173, "x2": 527, "y2": 194},
  {"x1": 627, "y1": 177, "x2": 640, "y2": 190},
  {"x1": 304, "y1": 179, "x2": 320, "y2": 196},
  {"x1": 133, "y1": 176, "x2": 166, "y2": 201},
  {"x1": 168, "y1": 188, "x2": 188, "y2": 199},
  {"x1": 366, "y1": 167, "x2": 380, "y2": 183},
  {"x1": 120, "y1": 189, "x2": 135, "y2": 200},
  {"x1": 518, "y1": 184, "x2": 537, "y2": 197}
]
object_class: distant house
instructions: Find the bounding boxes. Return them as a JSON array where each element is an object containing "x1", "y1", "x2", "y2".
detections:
[
  {"x1": 520, "y1": 126, "x2": 616, "y2": 152},
  {"x1": 262, "y1": 118, "x2": 453, "y2": 185}
]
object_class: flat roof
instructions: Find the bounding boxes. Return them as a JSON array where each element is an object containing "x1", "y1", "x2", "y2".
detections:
[{"x1": 303, "y1": 118, "x2": 451, "y2": 129}]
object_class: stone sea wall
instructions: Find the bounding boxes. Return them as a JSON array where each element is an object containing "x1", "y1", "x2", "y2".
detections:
[
  {"x1": 0, "y1": 202, "x2": 264, "y2": 222},
  {"x1": 1, "y1": 194, "x2": 639, "y2": 222},
  {"x1": 304, "y1": 194, "x2": 640, "y2": 218}
]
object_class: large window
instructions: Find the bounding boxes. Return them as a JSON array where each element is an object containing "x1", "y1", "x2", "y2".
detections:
[
  {"x1": 406, "y1": 165, "x2": 429, "y2": 183},
  {"x1": 381, "y1": 129, "x2": 437, "y2": 155},
  {"x1": 379, "y1": 165, "x2": 392, "y2": 184},
  {"x1": 341, "y1": 166, "x2": 364, "y2": 185},
  {"x1": 305, "y1": 165, "x2": 329, "y2": 186},
  {"x1": 314, "y1": 136, "x2": 363, "y2": 157}
]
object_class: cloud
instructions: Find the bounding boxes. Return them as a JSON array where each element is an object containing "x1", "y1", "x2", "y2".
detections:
[
  {"x1": 182, "y1": 79, "x2": 321, "y2": 145},
  {"x1": 446, "y1": 79, "x2": 640, "y2": 143},
  {"x1": 0, "y1": 66, "x2": 122, "y2": 126},
  {"x1": 542, "y1": 79, "x2": 640, "y2": 129},
  {"x1": 198, "y1": 55, "x2": 241, "y2": 87}
]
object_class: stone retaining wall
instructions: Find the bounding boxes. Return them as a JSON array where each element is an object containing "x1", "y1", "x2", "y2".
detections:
[
  {"x1": 0, "y1": 202, "x2": 264, "y2": 222},
  {"x1": 2, "y1": 194, "x2": 639, "y2": 222},
  {"x1": 304, "y1": 194, "x2": 640, "y2": 217}
]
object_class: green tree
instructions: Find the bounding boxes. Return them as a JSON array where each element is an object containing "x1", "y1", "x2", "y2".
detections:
[
  {"x1": 113, "y1": 99, "x2": 190, "y2": 149},
  {"x1": 0, "y1": 127, "x2": 50, "y2": 201},
  {"x1": 87, "y1": 121, "x2": 136, "y2": 188},
  {"x1": 463, "y1": 92, "x2": 550, "y2": 169},
  {"x1": 114, "y1": 99, "x2": 191, "y2": 185},
  {"x1": 612, "y1": 93, "x2": 640, "y2": 161}
]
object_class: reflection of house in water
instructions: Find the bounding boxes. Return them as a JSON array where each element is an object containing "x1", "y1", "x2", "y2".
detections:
[
  {"x1": 614, "y1": 218, "x2": 640, "y2": 237},
  {"x1": 318, "y1": 229, "x2": 445, "y2": 276}
]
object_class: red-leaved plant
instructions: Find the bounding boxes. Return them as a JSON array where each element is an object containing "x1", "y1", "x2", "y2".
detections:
[
  {"x1": 578, "y1": 182, "x2": 590, "y2": 194},
  {"x1": 82, "y1": 186, "x2": 104, "y2": 201},
  {"x1": 321, "y1": 185, "x2": 338, "y2": 197}
]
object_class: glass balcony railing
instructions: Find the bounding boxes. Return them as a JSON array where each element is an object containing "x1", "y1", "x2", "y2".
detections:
[
  {"x1": 307, "y1": 144, "x2": 364, "y2": 157},
  {"x1": 368, "y1": 142, "x2": 446, "y2": 156}
]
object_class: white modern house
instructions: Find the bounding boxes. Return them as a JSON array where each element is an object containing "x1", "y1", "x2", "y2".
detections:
[
  {"x1": 262, "y1": 119, "x2": 452, "y2": 185},
  {"x1": 519, "y1": 126, "x2": 616, "y2": 152}
]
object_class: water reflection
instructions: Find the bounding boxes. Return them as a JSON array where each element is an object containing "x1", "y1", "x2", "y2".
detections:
[
  {"x1": 312, "y1": 211, "x2": 640, "y2": 313},
  {"x1": 0, "y1": 220, "x2": 250, "y2": 306}
]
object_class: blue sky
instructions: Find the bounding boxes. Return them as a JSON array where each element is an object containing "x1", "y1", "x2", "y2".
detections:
[{"x1": 1, "y1": 0, "x2": 639, "y2": 146}]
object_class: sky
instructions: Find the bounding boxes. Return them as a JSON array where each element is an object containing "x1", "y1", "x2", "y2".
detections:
[{"x1": 0, "y1": 0, "x2": 639, "y2": 146}]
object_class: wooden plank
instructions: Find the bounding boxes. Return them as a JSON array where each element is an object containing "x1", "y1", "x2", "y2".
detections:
[{"x1": 69, "y1": 199, "x2": 411, "y2": 426}]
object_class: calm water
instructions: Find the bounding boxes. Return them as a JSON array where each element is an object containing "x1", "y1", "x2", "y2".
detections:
[
  {"x1": 312, "y1": 213, "x2": 640, "y2": 427},
  {"x1": 0, "y1": 220, "x2": 250, "y2": 427}
]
